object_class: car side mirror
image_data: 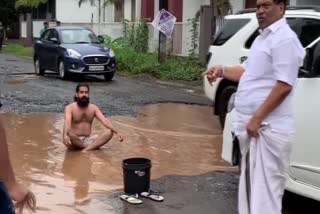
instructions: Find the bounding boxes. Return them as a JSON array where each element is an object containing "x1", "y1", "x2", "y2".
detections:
[{"x1": 97, "y1": 35, "x2": 104, "y2": 43}]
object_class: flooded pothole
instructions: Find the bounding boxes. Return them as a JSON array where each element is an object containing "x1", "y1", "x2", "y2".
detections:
[{"x1": 5, "y1": 103, "x2": 234, "y2": 213}]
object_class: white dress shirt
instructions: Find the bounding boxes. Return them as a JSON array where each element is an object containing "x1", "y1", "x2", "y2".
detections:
[{"x1": 233, "y1": 18, "x2": 305, "y2": 133}]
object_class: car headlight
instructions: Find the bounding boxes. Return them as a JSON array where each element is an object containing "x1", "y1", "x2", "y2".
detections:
[
  {"x1": 109, "y1": 49, "x2": 115, "y2": 57},
  {"x1": 66, "y1": 49, "x2": 81, "y2": 59}
]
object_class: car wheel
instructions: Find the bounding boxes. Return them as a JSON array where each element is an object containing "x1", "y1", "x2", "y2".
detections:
[
  {"x1": 34, "y1": 57, "x2": 45, "y2": 76},
  {"x1": 58, "y1": 60, "x2": 69, "y2": 80},
  {"x1": 217, "y1": 85, "x2": 237, "y2": 129},
  {"x1": 104, "y1": 72, "x2": 114, "y2": 81}
]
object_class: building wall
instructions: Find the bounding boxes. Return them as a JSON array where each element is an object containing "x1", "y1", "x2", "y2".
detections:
[
  {"x1": 136, "y1": 0, "x2": 142, "y2": 20},
  {"x1": 56, "y1": 0, "x2": 117, "y2": 23},
  {"x1": 182, "y1": 0, "x2": 208, "y2": 22},
  {"x1": 154, "y1": 0, "x2": 159, "y2": 20},
  {"x1": 229, "y1": 0, "x2": 245, "y2": 13},
  {"x1": 104, "y1": 4, "x2": 115, "y2": 22},
  {"x1": 56, "y1": 0, "x2": 98, "y2": 23},
  {"x1": 291, "y1": 0, "x2": 298, "y2": 5},
  {"x1": 124, "y1": 0, "x2": 132, "y2": 20}
]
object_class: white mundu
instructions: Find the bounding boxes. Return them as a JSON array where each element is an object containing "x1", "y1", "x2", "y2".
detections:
[{"x1": 232, "y1": 18, "x2": 305, "y2": 214}]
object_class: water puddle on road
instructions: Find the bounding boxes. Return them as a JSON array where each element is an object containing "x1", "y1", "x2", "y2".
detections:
[{"x1": 4, "y1": 103, "x2": 234, "y2": 213}]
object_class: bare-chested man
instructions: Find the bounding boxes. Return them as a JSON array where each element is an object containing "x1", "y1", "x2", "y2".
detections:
[{"x1": 63, "y1": 83, "x2": 123, "y2": 151}]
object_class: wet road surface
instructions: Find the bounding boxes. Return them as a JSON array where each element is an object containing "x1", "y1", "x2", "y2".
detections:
[
  {"x1": 5, "y1": 103, "x2": 236, "y2": 213},
  {"x1": 0, "y1": 53, "x2": 319, "y2": 213}
]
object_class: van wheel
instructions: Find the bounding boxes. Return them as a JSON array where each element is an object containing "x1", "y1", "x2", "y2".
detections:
[{"x1": 217, "y1": 85, "x2": 237, "y2": 129}]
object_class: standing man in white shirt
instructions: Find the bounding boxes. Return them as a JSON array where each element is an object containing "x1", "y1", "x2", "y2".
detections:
[{"x1": 204, "y1": 0, "x2": 305, "y2": 214}]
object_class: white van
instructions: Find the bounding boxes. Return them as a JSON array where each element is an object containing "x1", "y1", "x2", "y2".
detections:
[{"x1": 204, "y1": 6, "x2": 320, "y2": 201}]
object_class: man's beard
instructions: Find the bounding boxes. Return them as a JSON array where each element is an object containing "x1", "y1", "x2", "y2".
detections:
[{"x1": 76, "y1": 96, "x2": 90, "y2": 108}]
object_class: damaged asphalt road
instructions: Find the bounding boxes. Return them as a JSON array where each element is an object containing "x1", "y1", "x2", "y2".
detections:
[
  {"x1": 0, "y1": 54, "x2": 210, "y2": 115},
  {"x1": 0, "y1": 53, "x2": 319, "y2": 214}
]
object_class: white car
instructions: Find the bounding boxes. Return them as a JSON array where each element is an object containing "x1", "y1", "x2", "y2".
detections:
[
  {"x1": 205, "y1": 6, "x2": 320, "y2": 201},
  {"x1": 204, "y1": 6, "x2": 320, "y2": 128}
]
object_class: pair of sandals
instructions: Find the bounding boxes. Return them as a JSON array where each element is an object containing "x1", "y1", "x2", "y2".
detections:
[{"x1": 120, "y1": 190, "x2": 164, "y2": 205}]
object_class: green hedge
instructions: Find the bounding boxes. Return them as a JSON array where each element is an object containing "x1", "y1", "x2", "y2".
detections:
[{"x1": 104, "y1": 36, "x2": 205, "y2": 81}]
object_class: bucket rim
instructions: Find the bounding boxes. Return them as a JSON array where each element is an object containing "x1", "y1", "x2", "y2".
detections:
[{"x1": 122, "y1": 157, "x2": 151, "y2": 165}]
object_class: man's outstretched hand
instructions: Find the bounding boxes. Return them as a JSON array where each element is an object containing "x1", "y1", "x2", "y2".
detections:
[{"x1": 9, "y1": 183, "x2": 36, "y2": 214}]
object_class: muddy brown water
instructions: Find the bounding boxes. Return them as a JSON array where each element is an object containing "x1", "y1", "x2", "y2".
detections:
[{"x1": 4, "y1": 103, "x2": 235, "y2": 213}]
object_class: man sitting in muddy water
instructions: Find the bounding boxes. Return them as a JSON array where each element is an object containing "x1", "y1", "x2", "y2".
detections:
[{"x1": 63, "y1": 83, "x2": 123, "y2": 151}]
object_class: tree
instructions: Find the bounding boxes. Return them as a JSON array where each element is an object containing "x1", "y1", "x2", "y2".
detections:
[
  {"x1": 0, "y1": 0, "x2": 17, "y2": 27},
  {"x1": 15, "y1": 0, "x2": 48, "y2": 9}
]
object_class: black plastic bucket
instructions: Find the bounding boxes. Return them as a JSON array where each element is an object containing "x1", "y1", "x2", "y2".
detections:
[{"x1": 122, "y1": 158, "x2": 151, "y2": 194}]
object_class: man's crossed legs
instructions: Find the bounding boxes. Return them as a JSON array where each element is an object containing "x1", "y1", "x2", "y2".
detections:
[{"x1": 68, "y1": 129, "x2": 113, "y2": 151}]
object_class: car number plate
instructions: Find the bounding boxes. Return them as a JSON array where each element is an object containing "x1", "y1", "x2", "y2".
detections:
[{"x1": 89, "y1": 66, "x2": 104, "y2": 71}]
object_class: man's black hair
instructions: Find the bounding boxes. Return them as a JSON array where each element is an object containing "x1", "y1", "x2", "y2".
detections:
[
  {"x1": 75, "y1": 83, "x2": 90, "y2": 93},
  {"x1": 74, "y1": 83, "x2": 90, "y2": 101},
  {"x1": 273, "y1": 0, "x2": 287, "y2": 6}
]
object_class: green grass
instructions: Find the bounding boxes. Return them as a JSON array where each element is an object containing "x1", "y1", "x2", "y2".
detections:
[
  {"x1": 3, "y1": 44, "x2": 33, "y2": 58},
  {"x1": 103, "y1": 35, "x2": 206, "y2": 81},
  {"x1": 112, "y1": 46, "x2": 205, "y2": 81}
]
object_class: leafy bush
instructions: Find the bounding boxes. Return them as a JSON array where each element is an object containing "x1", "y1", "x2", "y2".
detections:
[{"x1": 102, "y1": 19, "x2": 205, "y2": 81}]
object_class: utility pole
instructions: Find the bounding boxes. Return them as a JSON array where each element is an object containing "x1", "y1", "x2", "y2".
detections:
[{"x1": 158, "y1": 0, "x2": 167, "y2": 63}]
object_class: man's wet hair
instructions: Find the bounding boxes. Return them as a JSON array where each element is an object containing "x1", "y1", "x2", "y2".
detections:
[{"x1": 75, "y1": 83, "x2": 90, "y2": 93}]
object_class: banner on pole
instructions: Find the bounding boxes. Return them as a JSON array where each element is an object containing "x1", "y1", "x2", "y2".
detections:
[{"x1": 152, "y1": 9, "x2": 177, "y2": 37}]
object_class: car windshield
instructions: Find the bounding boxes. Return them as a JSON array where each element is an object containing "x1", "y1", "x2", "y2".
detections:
[{"x1": 60, "y1": 29, "x2": 100, "y2": 44}]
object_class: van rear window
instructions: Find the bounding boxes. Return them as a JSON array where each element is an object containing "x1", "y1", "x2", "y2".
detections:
[{"x1": 212, "y1": 18, "x2": 250, "y2": 46}]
